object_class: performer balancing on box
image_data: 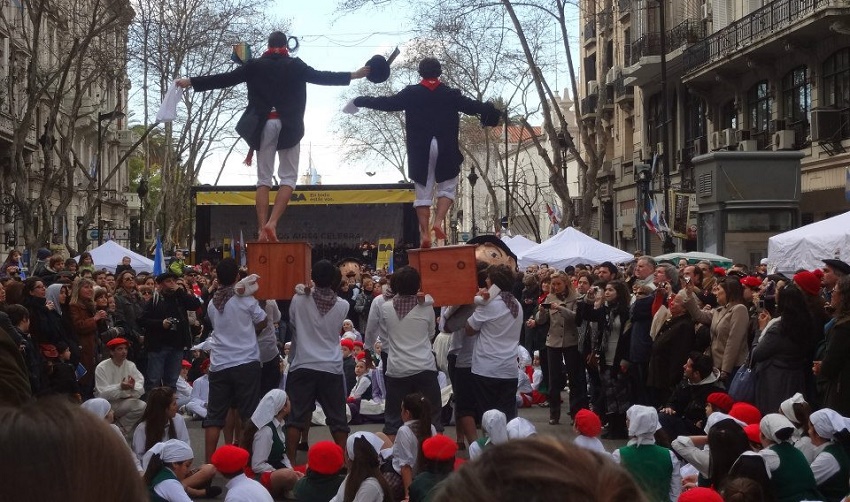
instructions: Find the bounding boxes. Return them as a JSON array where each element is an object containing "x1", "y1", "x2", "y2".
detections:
[
  {"x1": 177, "y1": 31, "x2": 370, "y2": 242},
  {"x1": 345, "y1": 57, "x2": 501, "y2": 248}
]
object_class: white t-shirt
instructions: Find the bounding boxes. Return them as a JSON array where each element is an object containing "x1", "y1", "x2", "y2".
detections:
[
  {"x1": 380, "y1": 298, "x2": 437, "y2": 378},
  {"x1": 289, "y1": 292, "x2": 349, "y2": 374},
  {"x1": 224, "y1": 473, "x2": 274, "y2": 502},
  {"x1": 257, "y1": 300, "x2": 282, "y2": 364},
  {"x1": 574, "y1": 435, "x2": 607, "y2": 454},
  {"x1": 364, "y1": 295, "x2": 389, "y2": 351},
  {"x1": 517, "y1": 368, "x2": 532, "y2": 394},
  {"x1": 153, "y1": 471, "x2": 192, "y2": 502},
  {"x1": 208, "y1": 294, "x2": 265, "y2": 372},
  {"x1": 330, "y1": 476, "x2": 385, "y2": 502},
  {"x1": 467, "y1": 298, "x2": 522, "y2": 379},
  {"x1": 392, "y1": 420, "x2": 438, "y2": 474},
  {"x1": 133, "y1": 415, "x2": 190, "y2": 460}
]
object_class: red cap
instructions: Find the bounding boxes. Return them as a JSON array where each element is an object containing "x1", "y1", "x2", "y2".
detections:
[
  {"x1": 713, "y1": 267, "x2": 727, "y2": 276},
  {"x1": 574, "y1": 409, "x2": 602, "y2": 437},
  {"x1": 793, "y1": 270, "x2": 822, "y2": 296},
  {"x1": 181, "y1": 359, "x2": 192, "y2": 369},
  {"x1": 744, "y1": 423, "x2": 762, "y2": 445},
  {"x1": 421, "y1": 434, "x2": 458, "y2": 461},
  {"x1": 677, "y1": 487, "x2": 723, "y2": 502},
  {"x1": 106, "y1": 337, "x2": 129, "y2": 349},
  {"x1": 200, "y1": 358, "x2": 211, "y2": 372},
  {"x1": 340, "y1": 339, "x2": 355, "y2": 350},
  {"x1": 729, "y1": 402, "x2": 762, "y2": 426},
  {"x1": 813, "y1": 268, "x2": 825, "y2": 279},
  {"x1": 355, "y1": 352, "x2": 367, "y2": 360},
  {"x1": 40, "y1": 344, "x2": 59, "y2": 359},
  {"x1": 706, "y1": 392, "x2": 734, "y2": 413},
  {"x1": 307, "y1": 441, "x2": 344, "y2": 475},
  {"x1": 740, "y1": 276, "x2": 762, "y2": 289},
  {"x1": 353, "y1": 341, "x2": 364, "y2": 348},
  {"x1": 211, "y1": 445, "x2": 250, "y2": 475}
]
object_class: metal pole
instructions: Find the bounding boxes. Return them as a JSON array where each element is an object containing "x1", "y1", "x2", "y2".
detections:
[
  {"x1": 658, "y1": 0, "x2": 675, "y2": 253},
  {"x1": 504, "y1": 112, "x2": 509, "y2": 228},
  {"x1": 97, "y1": 120, "x2": 103, "y2": 246}
]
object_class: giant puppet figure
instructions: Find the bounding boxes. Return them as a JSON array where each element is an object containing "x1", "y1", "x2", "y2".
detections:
[{"x1": 345, "y1": 58, "x2": 502, "y2": 248}]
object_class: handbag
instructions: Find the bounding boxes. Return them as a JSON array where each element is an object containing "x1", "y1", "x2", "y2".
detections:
[{"x1": 727, "y1": 355, "x2": 757, "y2": 403}]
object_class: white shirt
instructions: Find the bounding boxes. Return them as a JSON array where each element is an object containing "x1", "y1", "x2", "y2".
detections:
[
  {"x1": 392, "y1": 420, "x2": 437, "y2": 474},
  {"x1": 671, "y1": 436, "x2": 711, "y2": 478},
  {"x1": 531, "y1": 367, "x2": 543, "y2": 391},
  {"x1": 133, "y1": 415, "x2": 190, "y2": 460},
  {"x1": 153, "y1": 471, "x2": 192, "y2": 502},
  {"x1": 189, "y1": 374, "x2": 209, "y2": 405},
  {"x1": 380, "y1": 298, "x2": 437, "y2": 378},
  {"x1": 811, "y1": 447, "x2": 842, "y2": 485},
  {"x1": 258, "y1": 301, "x2": 282, "y2": 364},
  {"x1": 176, "y1": 376, "x2": 192, "y2": 402},
  {"x1": 94, "y1": 358, "x2": 144, "y2": 401},
  {"x1": 574, "y1": 435, "x2": 607, "y2": 454},
  {"x1": 612, "y1": 447, "x2": 682, "y2": 501},
  {"x1": 289, "y1": 293, "x2": 349, "y2": 374},
  {"x1": 330, "y1": 476, "x2": 385, "y2": 502},
  {"x1": 224, "y1": 473, "x2": 274, "y2": 502},
  {"x1": 349, "y1": 375, "x2": 372, "y2": 399},
  {"x1": 208, "y1": 295, "x2": 265, "y2": 371},
  {"x1": 517, "y1": 369, "x2": 532, "y2": 394},
  {"x1": 251, "y1": 418, "x2": 292, "y2": 473},
  {"x1": 467, "y1": 298, "x2": 522, "y2": 379},
  {"x1": 364, "y1": 295, "x2": 389, "y2": 351}
]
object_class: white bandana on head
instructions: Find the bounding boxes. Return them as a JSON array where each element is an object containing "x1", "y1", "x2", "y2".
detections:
[
  {"x1": 482, "y1": 409, "x2": 508, "y2": 446},
  {"x1": 506, "y1": 417, "x2": 537, "y2": 439},
  {"x1": 251, "y1": 389, "x2": 288, "y2": 429},
  {"x1": 346, "y1": 431, "x2": 385, "y2": 460},
  {"x1": 81, "y1": 398, "x2": 112, "y2": 419},
  {"x1": 627, "y1": 405, "x2": 661, "y2": 446},
  {"x1": 142, "y1": 439, "x2": 193, "y2": 470},
  {"x1": 779, "y1": 392, "x2": 806, "y2": 424},
  {"x1": 704, "y1": 412, "x2": 746, "y2": 434},
  {"x1": 760, "y1": 413, "x2": 796, "y2": 444},
  {"x1": 810, "y1": 408, "x2": 850, "y2": 440}
]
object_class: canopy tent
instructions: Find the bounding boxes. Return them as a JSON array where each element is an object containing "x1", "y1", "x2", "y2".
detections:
[
  {"x1": 518, "y1": 227, "x2": 634, "y2": 270},
  {"x1": 75, "y1": 240, "x2": 155, "y2": 273},
  {"x1": 767, "y1": 211, "x2": 850, "y2": 273},
  {"x1": 502, "y1": 234, "x2": 538, "y2": 257},
  {"x1": 655, "y1": 251, "x2": 734, "y2": 268}
]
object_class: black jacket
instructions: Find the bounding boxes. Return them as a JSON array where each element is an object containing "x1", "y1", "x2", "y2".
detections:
[
  {"x1": 191, "y1": 54, "x2": 353, "y2": 150},
  {"x1": 138, "y1": 289, "x2": 201, "y2": 352},
  {"x1": 354, "y1": 82, "x2": 498, "y2": 185}
]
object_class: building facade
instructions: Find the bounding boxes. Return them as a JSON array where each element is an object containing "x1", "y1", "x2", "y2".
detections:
[{"x1": 580, "y1": 0, "x2": 850, "y2": 255}]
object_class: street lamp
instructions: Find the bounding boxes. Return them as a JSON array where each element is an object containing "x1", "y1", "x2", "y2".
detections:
[
  {"x1": 136, "y1": 177, "x2": 149, "y2": 253},
  {"x1": 97, "y1": 110, "x2": 125, "y2": 245},
  {"x1": 467, "y1": 169, "x2": 479, "y2": 238}
]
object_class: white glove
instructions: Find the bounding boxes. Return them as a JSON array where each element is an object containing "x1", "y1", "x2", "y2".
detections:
[
  {"x1": 343, "y1": 99, "x2": 360, "y2": 114},
  {"x1": 234, "y1": 274, "x2": 260, "y2": 297},
  {"x1": 474, "y1": 285, "x2": 501, "y2": 306}
]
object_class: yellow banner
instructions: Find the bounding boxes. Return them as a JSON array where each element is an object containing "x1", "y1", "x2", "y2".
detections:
[
  {"x1": 196, "y1": 188, "x2": 415, "y2": 206},
  {"x1": 376, "y1": 237, "x2": 395, "y2": 273}
]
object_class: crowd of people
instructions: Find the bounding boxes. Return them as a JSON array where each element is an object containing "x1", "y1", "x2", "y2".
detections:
[{"x1": 2, "y1": 242, "x2": 850, "y2": 502}]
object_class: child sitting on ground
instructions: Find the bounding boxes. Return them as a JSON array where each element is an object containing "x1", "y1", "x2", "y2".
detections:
[
  {"x1": 573, "y1": 409, "x2": 606, "y2": 454},
  {"x1": 469, "y1": 409, "x2": 508, "y2": 460},
  {"x1": 293, "y1": 441, "x2": 346, "y2": 502},
  {"x1": 409, "y1": 434, "x2": 457, "y2": 502}
]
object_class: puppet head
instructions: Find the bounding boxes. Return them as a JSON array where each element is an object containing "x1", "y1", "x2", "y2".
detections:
[
  {"x1": 337, "y1": 257, "x2": 362, "y2": 286},
  {"x1": 466, "y1": 235, "x2": 517, "y2": 286}
]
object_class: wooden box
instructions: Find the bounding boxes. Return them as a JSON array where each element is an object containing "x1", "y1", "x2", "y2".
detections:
[
  {"x1": 407, "y1": 245, "x2": 478, "y2": 306},
  {"x1": 247, "y1": 241, "x2": 311, "y2": 300}
]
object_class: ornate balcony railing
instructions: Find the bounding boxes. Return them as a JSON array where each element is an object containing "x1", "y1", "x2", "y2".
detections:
[{"x1": 629, "y1": 33, "x2": 663, "y2": 66}]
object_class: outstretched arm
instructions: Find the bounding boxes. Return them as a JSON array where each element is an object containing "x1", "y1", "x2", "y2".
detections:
[
  {"x1": 354, "y1": 88, "x2": 409, "y2": 112},
  {"x1": 176, "y1": 65, "x2": 249, "y2": 92}
]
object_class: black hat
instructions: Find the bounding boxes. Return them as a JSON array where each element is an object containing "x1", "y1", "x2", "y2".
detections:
[
  {"x1": 822, "y1": 259, "x2": 850, "y2": 275},
  {"x1": 466, "y1": 235, "x2": 517, "y2": 263},
  {"x1": 366, "y1": 47, "x2": 400, "y2": 84},
  {"x1": 155, "y1": 271, "x2": 179, "y2": 283}
]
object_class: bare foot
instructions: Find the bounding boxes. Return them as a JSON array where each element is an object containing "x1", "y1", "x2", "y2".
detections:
[
  {"x1": 261, "y1": 224, "x2": 278, "y2": 242},
  {"x1": 257, "y1": 228, "x2": 268, "y2": 243},
  {"x1": 432, "y1": 226, "x2": 447, "y2": 240},
  {"x1": 420, "y1": 239, "x2": 431, "y2": 249}
]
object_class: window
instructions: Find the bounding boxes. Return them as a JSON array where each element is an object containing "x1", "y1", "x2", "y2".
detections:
[
  {"x1": 823, "y1": 48, "x2": 850, "y2": 108},
  {"x1": 747, "y1": 80, "x2": 772, "y2": 132},
  {"x1": 685, "y1": 94, "x2": 707, "y2": 143},
  {"x1": 720, "y1": 101, "x2": 737, "y2": 130},
  {"x1": 782, "y1": 66, "x2": 810, "y2": 124},
  {"x1": 726, "y1": 210, "x2": 794, "y2": 233},
  {"x1": 646, "y1": 92, "x2": 663, "y2": 149}
]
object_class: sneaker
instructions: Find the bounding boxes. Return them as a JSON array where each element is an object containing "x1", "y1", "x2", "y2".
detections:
[{"x1": 204, "y1": 486, "x2": 223, "y2": 498}]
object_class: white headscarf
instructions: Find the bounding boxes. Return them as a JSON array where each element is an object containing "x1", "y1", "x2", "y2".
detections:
[
  {"x1": 810, "y1": 409, "x2": 850, "y2": 440},
  {"x1": 779, "y1": 393, "x2": 806, "y2": 424},
  {"x1": 506, "y1": 417, "x2": 537, "y2": 439},
  {"x1": 81, "y1": 398, "x2": 112, "y2": 419},
  {"x1": 482, "y1": 409, "x2": 508, "y2": 446},
  {"x1": 346, "y1": 431, "x2": 385, "y2": 460},
  {"x1": 142, "y1": 439, "x2": 194, "y2": 470},
  {"x1": 627, "y1": 405, "x2": 660, "y2": 446},
  {"x1": 46, "y1": 283, "x2": 64, "y2": 315},
  {"x1": 704, "y1": 412, "x2": 746, "y2": 434},
  {"x1": 250, "y1": 389, "x2": 287, "y2": 429},
  {"x1": 760, "y1": 413, "x2": 796, "y2": 444}
]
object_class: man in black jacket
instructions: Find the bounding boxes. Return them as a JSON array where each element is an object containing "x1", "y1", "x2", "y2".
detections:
[
  {"x1": 348, "y1": 58, "x2": 501, "y2": 247},
  {"x1": 177, "y1": 31, "x2": 370, "y2": 242},
  {"x1": 658, "y1": 351, "x2": 725, "y2": 437},
  {"x1": 139, "y1": 272, "x2": 202, "y2": 392}
]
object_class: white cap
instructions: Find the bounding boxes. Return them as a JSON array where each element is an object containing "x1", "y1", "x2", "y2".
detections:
[{"x1": 760, "y1": 258, "x2": 769, "y2": 265}]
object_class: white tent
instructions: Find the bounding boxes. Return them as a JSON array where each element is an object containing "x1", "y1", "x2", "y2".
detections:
[
  {"x1": 518, "y1": 227, "x2": 634, "y2": 270},
  {"x1": 502, "y1": 234, "x2": 537, "y2": 257},
  {"x1": 75, "y1": 240, "x2": 155, "y2": 273},
  {"x1": 767, "y1": 211, "x2": 850, "y2": 273}
]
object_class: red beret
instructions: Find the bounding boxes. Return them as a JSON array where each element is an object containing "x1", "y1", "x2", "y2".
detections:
[
  {"x1": 740, "y1": 276, "x2": 762, "y2": 289},
  {"x1": 729, "y1": 402, "x2": 762, "y2": 426},
  {"x1": 355, "y1": 352, "x2": 367, "y2": 360},
  {"x1": 713, "y1": 267, "x2": 726, "y2": 276},
  {"x1": 706, "y1": 392, "x2": 734, "y2": 413},
  {"x1": 793, "y1": 271, "x2": 822, "y2": 296},
  {"x1": 422, "y1": 434, "x2": 457, "y2": 461},
  {"x1": 340, "y1": 339, "x2": 355, "y2": 350},
  {"x1": 574, "y1": 409, "x2": 602, "y2": 437},
  {"x1": 744, "y1": 423, "x2": 762, "y2": 445},
  {"x1": 353, "y1": 341, "x2": 364, "y2": 348},
  {"x1": 813, "y1": 268, "x2": 825, "y2": 279},
  {"x1": 106, "y1": 337, "x2": 129, "y2": 349},
  {"x1": 200, "y1": 358, "x2": 211, "y2": 371},
  {"x1": 308, "y1": 441, "x2": 344, "y2": 475},
  {"x1": 211, "y1": 445, "x2": 250, "y2": 475},
  {"x1": 181, "y1": 359, "x2": 192, "y2": 369},
  {"x1": 40, "y1": 344, "x2": 59, "y2": 359},
  {"x1": 677, "y1": 487, "x2": 723, "y2": 502}
]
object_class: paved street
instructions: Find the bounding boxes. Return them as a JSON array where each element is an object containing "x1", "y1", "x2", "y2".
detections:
[{"x1": 186, "y1": 391, "x2": 630, "y2": 500}]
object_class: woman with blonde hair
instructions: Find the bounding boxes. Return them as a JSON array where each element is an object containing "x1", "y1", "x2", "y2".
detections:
[{"x1": 69, "y1": 277, "x2": 107, "y2": 397}]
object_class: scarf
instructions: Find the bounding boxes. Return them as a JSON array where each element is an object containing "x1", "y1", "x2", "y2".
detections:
[
  {"x1": 500, "y1": 291, "x2": 519, "y2": 318},
  {"x1": 312, "y1": 287, "x2": 337, "y2": 316},
  {"x1": 262, "y1": 47, "x2": 289, "y2": 57},
  {"x1": 393, "y1": 295, "x2": 418, "y2": 320},
  {"x1": 420, "y1": 78, "x2": 441, "y2": 91},
  {"x1": 212, "y1": 285, "x2": 234, "y2": 313}
]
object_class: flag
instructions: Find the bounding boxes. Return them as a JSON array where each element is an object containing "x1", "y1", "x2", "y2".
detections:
[
  {"x1": 231, "y1": 42, "x2": 252, "y2": 65},
  {"x1": 229, "y1": 233, "x2": 236, "y2": 260},
  {"x1": 239, "y1": 229, "x2": 247, "y2": 267},
  {"x1": 642, "y1": 198, "x2": 658, "y2": 234},
  {"x1": 153, "y1": 234, "x2": 164, "y2": 276}
]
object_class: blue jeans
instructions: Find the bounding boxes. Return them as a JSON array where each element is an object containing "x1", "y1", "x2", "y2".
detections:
[{"x1": 145, "y1": 348, "x2": 184, "y2": 391}]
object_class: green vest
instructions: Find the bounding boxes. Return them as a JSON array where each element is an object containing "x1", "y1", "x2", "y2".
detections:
[
  {"x1": 148, "y1": 467, "x2": 177, "y2": 502},
  {"x1": 618, "y1": 444, "x2": 672, "y2": 502},
  {"x1": 265, "y1": 421, "x2": 287, "y2": 470},
  {"x1": 293, "y1": 471, "x2": 346, "y2": 502},
  {"x1": 769, "y1": 442, "x2": 822, "y2": 502},
  {"x1": 409, "y1": 471, "x2": 450, "y2": 502},
  {"x1": 819, "y1": 443, "x2": 850, "y2": 502}
]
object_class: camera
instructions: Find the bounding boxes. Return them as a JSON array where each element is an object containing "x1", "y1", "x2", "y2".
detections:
[{"x1": 166, "y1": 317, "x2": 180, "y2": 331}]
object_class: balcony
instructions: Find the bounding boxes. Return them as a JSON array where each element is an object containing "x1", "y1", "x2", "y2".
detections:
[
  {"x1": 598, "y1": 8, "x2": 613, "y2": 33},
  {"x1": 622, "y1": 33, "x2": 662, "y2": 87},
  {"x1": 683, "y1": 0, "x2": 843, "y2": 80},
  {"x1": 667, "y1": 19, "x2": 705, "y2": 50},
  {"x1": 614, "y1": 75, "x2": 634, "y2": 106},
  {"x1": 618, "y1": 0, "x2": 631, "y2": 19},
  {"x1": 580, "y1": 95, "x2": 599, "y2": 121},
  {"x1": 583, "y1": 18, "x2": 597, "y2": 46}
]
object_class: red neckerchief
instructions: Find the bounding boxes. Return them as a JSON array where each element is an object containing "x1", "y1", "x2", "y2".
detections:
[
  {"x1": 420, "y1": 78, "x2": 441, "y2": 91},
  {"x1": 262, "y1": 47, "x2": 289, "y2": 57}
]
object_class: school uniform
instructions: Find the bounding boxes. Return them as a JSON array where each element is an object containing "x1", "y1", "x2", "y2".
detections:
[
  {"x1": 767, "y1": 442, "x2": 822, "y2": 502},
  {"x1": 132, "y1": 415, "x2": 191, "y2": 461},
  {"x1": 149, "y1": 468, "x2": 192, "y2": 502},
  {"x1": 224, "y1": 473, "x2": 273, "y2": 502},
  {"x1": 812, "y1": 443, "x2": 850, "y2": 502}
]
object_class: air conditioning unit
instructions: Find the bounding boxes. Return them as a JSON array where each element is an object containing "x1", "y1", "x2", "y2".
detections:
[
  {"x1": 735, "y1": 129, "x2": 751, "y2": 143},
  {"x1": 694, "y1": 137, "x2": 707, "y2": 156},
  {"x1": 773, "y1": 129, "x2": 796, "y2": 150},
  {"x1": 811, "y1": 108, "x2": 842, "y2": 142},
  {"x1": 739, "y1": 139, "x2": 758, "y2": 151},
  {"x1": 709, "y1": 131, "x2": 721, "y2": 150},
  {"x1": 722, "y1": 128, "x2": 737, "y2": 147},
  {"x1": 587, "y1": 80, "x2": 600, "y2": 96}
]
